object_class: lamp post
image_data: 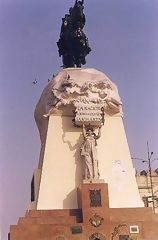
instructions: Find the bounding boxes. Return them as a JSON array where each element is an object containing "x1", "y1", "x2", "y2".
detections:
[
  {"x1": 146, "y1": 142, "x2": 155, "y2": 213},
  {"x1": 132, "y1": 141, "x2": 158, "y2": 214}
]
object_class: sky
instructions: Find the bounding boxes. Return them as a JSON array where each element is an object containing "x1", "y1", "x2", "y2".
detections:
[{"x1": 0, "y1": 0, "x2": 158, "y2": 239}]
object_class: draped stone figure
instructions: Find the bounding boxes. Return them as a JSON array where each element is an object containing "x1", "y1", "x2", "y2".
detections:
[
  {"x1": 57, "y1": 0, "x2": 91, "y2": 68},
  {"x1": 80, "y1": 125, "x2": 101, "y2": 180}
]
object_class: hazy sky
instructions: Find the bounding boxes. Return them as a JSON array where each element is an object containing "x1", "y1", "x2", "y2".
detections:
[{"x1": 0, "y1": 0, "x2": 158, "y2": 239}]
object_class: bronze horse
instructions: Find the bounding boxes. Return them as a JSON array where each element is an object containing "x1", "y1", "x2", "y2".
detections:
[{"x1": 57, "y1": 0, "x2": 91, "y2": 68}]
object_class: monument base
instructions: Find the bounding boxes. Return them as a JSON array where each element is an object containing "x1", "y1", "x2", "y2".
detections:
[{"x1": 9, "y1": 183, "x2": 158, "y2": 240}]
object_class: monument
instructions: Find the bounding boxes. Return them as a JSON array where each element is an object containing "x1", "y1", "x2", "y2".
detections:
[
  {"x1": 9, "y1": 1, "x2": 158, "y2": 240},
  {"x1": 57, "y1": 0, "x2": 91, "y2": 68}
]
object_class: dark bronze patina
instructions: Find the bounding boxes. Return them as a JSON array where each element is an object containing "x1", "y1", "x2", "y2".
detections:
[
  {"x1": 89, "y1": 189, "x2": 102, "y2": 207},
  {"x1": 57, "y1": 0, "x2": 91, "y2": 68}
]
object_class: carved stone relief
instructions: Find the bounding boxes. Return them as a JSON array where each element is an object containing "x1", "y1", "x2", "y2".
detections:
[
  {"x1": 89, "y1": 232, "x2": 106, "y2": 240},
  {"x1": 35, "y1": 69, "x2": 122, "y2": 120},
  {"x1": 89, "y1": 213, "x2": 104, "y2": 228},
  {"x1": 111, "y1": 224, "x2": 128, "y2": 240},
  {"x1": 81, "y1": 125, "x2": 101, "y2": 180}
]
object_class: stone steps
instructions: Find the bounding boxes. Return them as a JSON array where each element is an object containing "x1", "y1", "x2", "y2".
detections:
[{"x1": 18, "y1": 216, "x2": 77, "y2": 225}]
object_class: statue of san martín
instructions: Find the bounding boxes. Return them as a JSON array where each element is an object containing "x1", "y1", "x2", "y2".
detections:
[{"x1": 57, "y1": 0, "x2": 91, "y2": 68}]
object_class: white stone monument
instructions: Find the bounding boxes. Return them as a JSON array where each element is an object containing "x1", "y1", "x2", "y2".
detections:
[{"x1": 32, "y1": 67, "x2": 143, "y2": 210}]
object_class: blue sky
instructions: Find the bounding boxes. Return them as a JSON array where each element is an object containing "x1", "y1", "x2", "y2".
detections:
[{"x1": 0, "y1": 0, "x2": 158, "y2": 239}]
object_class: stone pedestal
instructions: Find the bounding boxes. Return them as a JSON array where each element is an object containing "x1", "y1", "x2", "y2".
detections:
[
  {"x1": 78, "y1": 183, "x2": 109, "y2": 219},
  {"x1": 9, "y1": 183, "x2": 158, "y2": 240},
  {"x1": 10, "y1": 68, "x2": 158, "y2": 239},
  {"x1": 78, "y1": 183, "x2": 111, "y2": 239}
]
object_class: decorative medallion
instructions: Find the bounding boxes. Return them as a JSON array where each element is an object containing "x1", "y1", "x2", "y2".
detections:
[
  {"x1": 89, "y1": 189, "x2": 102, "y2": 207},
  {"x1": 89, "y1": 213, "x2": 104, "y2": 228},
  {"x1": 111, "y1": 224, "x2": 128, "y2": 240},
  {"x1": 89, "y1": 232, "x2": 106, "y2": 240}
]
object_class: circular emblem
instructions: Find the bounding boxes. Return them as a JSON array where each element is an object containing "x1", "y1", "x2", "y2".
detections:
[{"x1": 89, "y1": 213, "x2": 104, "y2": 228}]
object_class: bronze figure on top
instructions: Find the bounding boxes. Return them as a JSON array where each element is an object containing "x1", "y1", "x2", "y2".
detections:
[{"x1": 57, "y1": 0, "x2": 91, "y2": 68}]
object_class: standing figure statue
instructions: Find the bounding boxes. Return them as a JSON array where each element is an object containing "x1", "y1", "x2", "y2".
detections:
[
  {"x1": 80, "y1": 125, "x2": 101, "y2": 180},
  {"x1": 57, "y1": 0, "x2": 91, "y2": 68}
]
